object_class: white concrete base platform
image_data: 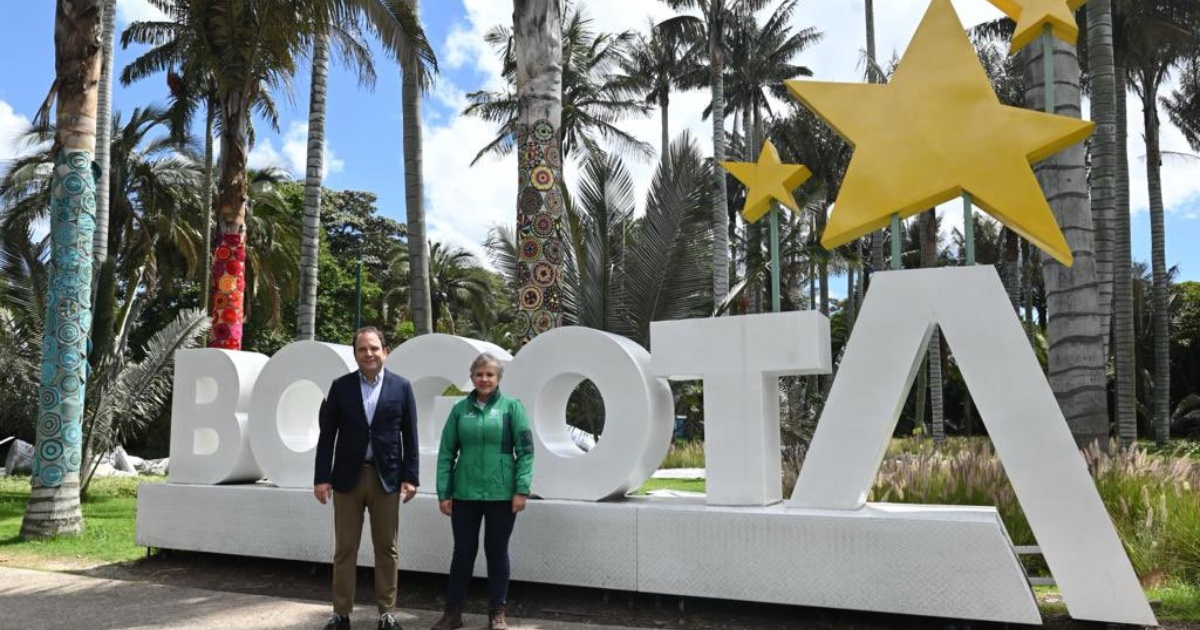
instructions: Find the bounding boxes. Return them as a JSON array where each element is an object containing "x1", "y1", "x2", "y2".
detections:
[{"x1": 138, "y1": 484, "x2": 1040, "y2": 625}]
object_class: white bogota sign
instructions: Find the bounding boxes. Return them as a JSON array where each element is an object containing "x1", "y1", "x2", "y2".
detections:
[{"x1": 137, "y1": 266, "x2": 1155, "y2": 626}]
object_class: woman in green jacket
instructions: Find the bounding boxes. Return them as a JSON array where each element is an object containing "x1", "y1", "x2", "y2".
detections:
[{"x1": 430, "y1": 352, "x2": 534, "y2": 630}]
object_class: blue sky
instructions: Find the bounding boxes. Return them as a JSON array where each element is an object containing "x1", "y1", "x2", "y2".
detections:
[{"x1": 1, "y1": 0, "x2": 1198, "y2": 283}]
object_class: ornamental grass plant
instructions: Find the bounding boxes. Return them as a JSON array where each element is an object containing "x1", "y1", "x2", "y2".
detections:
[{"x1": 856, "y1": 437, "x2": 1200, "y2": 585}]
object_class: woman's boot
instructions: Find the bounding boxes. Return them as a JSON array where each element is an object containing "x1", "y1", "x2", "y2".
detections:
[
  {"x1": 429, "y1": 605, "x2": 463, "y2": 630},
  {"x1": 487, "y1": 606, "x2": 508, "y2": 630}
]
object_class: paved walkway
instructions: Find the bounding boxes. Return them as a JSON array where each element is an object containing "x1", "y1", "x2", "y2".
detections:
[
  {"x1": 649, "y1": 468, "x2": 705, "y2": 479},
  {"x1": 0, "y1": 567, "x2": 639, "y2": 630}
]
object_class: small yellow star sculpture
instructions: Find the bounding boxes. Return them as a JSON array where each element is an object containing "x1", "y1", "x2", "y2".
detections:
[
  {"x1": 786, "y1": 0, "x2": 1093, "y2": 266},
  {"x1": 721, "y1": 140, "x2": 813, "y2": 224},
  {"x1": 986, "y1": 0, "x2": 1088, "y2": 53}
]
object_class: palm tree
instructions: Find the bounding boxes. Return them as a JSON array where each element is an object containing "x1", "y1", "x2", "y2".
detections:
[
  {"x1": 864, "y1": 0, "x2": 886, "y2": 275},
  {"x1": 621, "y1": 20, "x2": 695, "y2": 158},
  {"x1": 94, "y1": 0, "x2": 116, "y2": 263},
  {"x1": 723, "y1": 1, "x2": 820, "y2": 167},
  {"x1": 466, "y1": 3, "x2": 651, "y2": 165},
  {"x1": 509, "y1": 0, "x2": 564, "y2": 346},
  {"x1": 769, "y1": 104, "x2": 849, "y2": 316},
  {"x1": 1089, "y1": 0, "x2": 1136, "y2": 445},
  {"x1": 401, "y1": 0, "x2": 437, "y2": 339},
  {"x1": 297, "y1": 2, "x2": 436, "y2": 341},
  {"x1": 487, "y1": 133, "x2": 713, "y2": 348},
  {"x1": 3, "y1": 108, "x2": 208, "y2": 311},
  {"x1": 1122, "y1": 0, "x2": 1200, "y2": 444},
  {"x1": 720, "y1": 1, "x2": 821, "y2": 313},
  {"x1": 919, "y1": 211, "x2": 944, "y2": 442},
  {"x1": 1028, "y1": 33, "x2": 1109, "y2": 448},
  {"x1": 122, "y1": 0, "x2": 431, "y2": 351},
  {"x1": 423, "y1": 242, "x2": 491, "y2": 334},
  {"x1": 19, "y1": 0, "x2": 105, "y2": 539},
  {"x1": 244, "y1": 168, "x2": 303, "y2": 331},
  {"x1": 659, "y1": 0, "x2": 769, "y2": 311},
  {"x1": 1164, "y1": 56, "x2": 1200, "y2": 150}
]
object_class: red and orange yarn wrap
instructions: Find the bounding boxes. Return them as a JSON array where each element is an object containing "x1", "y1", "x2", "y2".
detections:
[{"x1": 210, "y1": 233, "x2": 247, "y2": 349}]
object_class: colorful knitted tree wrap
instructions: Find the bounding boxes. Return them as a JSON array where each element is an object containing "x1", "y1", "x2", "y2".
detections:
[
  {"x1": 210, "y1": 232, "x2": 246, "y2": 349},
  {"x1": 514, "y1": 119, "x2": 565, "y2": 347},
  {"x1": 35, "y1": 149, "x2": 97, "y2": 486}
]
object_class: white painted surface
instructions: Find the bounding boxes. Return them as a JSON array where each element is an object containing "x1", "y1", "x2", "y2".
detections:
[
  {"x1": 138, "y1": 485, "x2": 1038, "y2": 624},
  {"x1": 386, "y1": 334, "x2": 511, "y2": 492},
  {"x1": 248, "y1": 342, "x2": 355, "y2": 488},
  {"x1": 792, "y1": 266, "x2": 1155, "y2": 626},
  {"x1": 504, "y1": 327, "x2": 674, "y2": 501},
  {"x1": 169, "y1": 349, "x2": 268, "y2": 485},
  {"x1": 650, "y1": 312, "x2": 831, "y2": 506}
]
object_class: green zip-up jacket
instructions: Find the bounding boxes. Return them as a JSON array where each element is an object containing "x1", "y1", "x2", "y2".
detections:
[{"x1": 436, "y1": 389, "x2": 534, "y2": 501}]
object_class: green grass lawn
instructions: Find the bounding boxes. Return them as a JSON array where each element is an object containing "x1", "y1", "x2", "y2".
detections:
[
  {"x1": 0, "y1": 474, "x2": 161, "y2": 565},
  {"x1": 634, "y1": 477, "x2": 706, "y2": 494}
]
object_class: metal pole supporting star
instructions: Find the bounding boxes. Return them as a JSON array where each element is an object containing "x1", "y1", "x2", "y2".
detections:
[{"x1": 720, "y1": 140, "x2": 813, "y2": 313}]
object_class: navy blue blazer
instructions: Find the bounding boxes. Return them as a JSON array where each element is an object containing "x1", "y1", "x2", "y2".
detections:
[{"x1": 314, "y1": 369, "x2": 419, "y2": 494}]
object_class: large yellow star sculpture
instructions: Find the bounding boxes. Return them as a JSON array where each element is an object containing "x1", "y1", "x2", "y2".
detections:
[
  {"x1": 786, "y1": 0, "x2": 1093, "y2": 266},
  {"x1": 721, "y1": 140, "x2": 813, "y2": 223},
  {"x1": 986, "y1": 0, "x2": 1088, "y2": 53}
]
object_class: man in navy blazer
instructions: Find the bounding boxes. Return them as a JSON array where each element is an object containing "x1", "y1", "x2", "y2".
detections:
[{"x1": 314, "y1": 326, "x2": 419, "y2": 630}]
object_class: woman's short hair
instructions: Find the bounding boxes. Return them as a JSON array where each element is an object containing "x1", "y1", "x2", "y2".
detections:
[{"x1": 470, "y1": 352, "x2": 505, "y2": 378}]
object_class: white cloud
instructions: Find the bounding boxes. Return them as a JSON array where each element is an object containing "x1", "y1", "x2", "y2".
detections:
[
  {"x1": 1123, "y1": 76, "x2": 1200, "y2": 217},
  {"x1": 116, "y1": 0, "x2": 169, "y2": 25},
  {"x1": 422, "y1": 113, "x2": 514, "y2": 265},
  {"x1": 248, "y1": 121, "x2": 345, "y2": 179},
  {"x1": 0, "y1": 100, "x2": 32, "y2": 167}
]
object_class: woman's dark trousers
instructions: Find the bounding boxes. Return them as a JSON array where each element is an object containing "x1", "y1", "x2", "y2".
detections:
[{"x1": 447, "y1": 500, "x2": 517, "y2": 607}]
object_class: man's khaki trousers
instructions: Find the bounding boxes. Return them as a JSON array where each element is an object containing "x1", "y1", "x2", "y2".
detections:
[{"x1": 333, "y1": 464, "x2": 400, "y2": 615}]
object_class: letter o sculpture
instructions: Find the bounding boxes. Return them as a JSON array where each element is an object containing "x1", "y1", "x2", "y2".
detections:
[
  {"x1": 386, "y1": 334, "x2": 511, "y2": 491},
  {"x1": 504, "y1": 327, "x2": 673, "y2": 500},
  {"x1": 248, "y1": 341, "x2": 355, "y2": 488}
]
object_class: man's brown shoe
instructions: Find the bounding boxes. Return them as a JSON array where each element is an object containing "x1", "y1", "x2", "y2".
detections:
[
  {"x1": 429, "y1": 605, "x2": 462, "y2": 630},
  {"x1": 487, "y1": 606, "x2": 508, "y2": 630}
]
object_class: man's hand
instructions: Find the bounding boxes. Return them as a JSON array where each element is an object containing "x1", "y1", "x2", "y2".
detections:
[
  {"x1": 314, "y1": 483, "x2": 332, "y2": 504},
  {"x1": 439, "y1": 499, "x2": 453, "y2": 516},
  {"x1": 512, "y1": 494, "x2": 527, "y2": 514},
  {"x1": 401, "y1": 482, "x2": 417, "y2": 504}
]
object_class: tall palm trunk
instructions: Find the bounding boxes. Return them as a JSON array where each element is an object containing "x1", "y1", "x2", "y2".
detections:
[
  {"x1": 1111, "y1": 27, "x2": 1137, "y2": 445},
  {"x1": 1090, "y1": 0, "x2": 1132, "y2": 445},
  {"x1": 209, "y1": 89, "x2": 252, "y2": 350},
  {"x1": 1002, "y1": 228, "x2": 1020, "y2": 308},
  {"x1": 659, "y1": 91, "x2": 670, "y2": 160},
  {"x1": 1142, "y1": 67, "x2": 1171, "y2": 445},
  {"x1": 513, "y1": 0, "x2": 565, "y2": 346},
  {"x1": 920, "y1": 211, "x2": 944, "y2": 441},
  {"x1": 745, "y1": 106, "x2": 762, "y2": 314},
  {"x1": 865, "y1": 0, "x2": 884, "y2": 275},
  {"x1": 404, "y1": 0, "x2": 433, "y2": 337},
  {"x1": 200, "y1": 99, "x2": 215, "y2": 315},
  {"x1": 1029, "y1": 36, "x2": 1109, "y2": 448},
  {"x1": 297, "y1": 31, "x2": 329, "y2": 342},
  {"x1": 711, "y1": 11, "x2": 730, "y2": 308},
  {"x1": 21, "y1": 0, "x2": 104, "y2": 539},
  {"x1": 1023, "y1": 238, "x2": 1035, "y2": 336},
  {"x1": 92, "y1": 0, "x2": 114, "y2": 262}
]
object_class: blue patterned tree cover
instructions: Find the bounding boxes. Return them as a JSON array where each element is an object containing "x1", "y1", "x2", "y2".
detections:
[
  {"x1": 34, "y1": 149, "x2": 96, "y2": 487},
  {"x1": 514, "y1": 119, "x2": 565, "y2": 347}
]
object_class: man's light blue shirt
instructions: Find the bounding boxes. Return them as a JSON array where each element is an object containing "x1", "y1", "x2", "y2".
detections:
[{"x1": 360, "y1": 370, "x2": 383, "y2": 461}]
